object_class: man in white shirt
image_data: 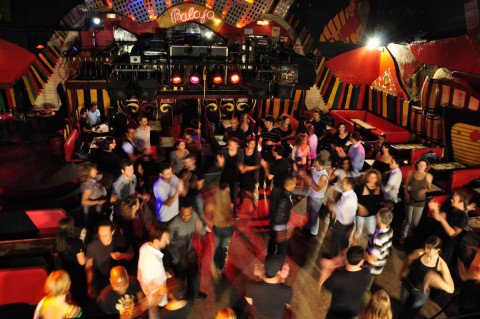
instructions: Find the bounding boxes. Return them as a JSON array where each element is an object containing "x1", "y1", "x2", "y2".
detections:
[
  {"x1": 134, "y1": 115, "x2": 151, "y2": 152},
  {"x1": 300, "y1": 155, "x2": 329, "y2": 236},
  {"x1": 382, "y1": 156, "x2": 402, "y2": 205},
  {"x1": 328, "y1": 177, "x2": 358, "y2": 257},
  {"x1": 347, "y1": 132, "x2": 365, "y2": 173},
  {"x1": 87, "y1": 104, "x2": 102, "y2": 126},
  {"x1": 138, "y1": 223, "x2": 170, "y2": 318},
  {"x1": 153, "y1": 162, "x2": 185, "y2": 222}
]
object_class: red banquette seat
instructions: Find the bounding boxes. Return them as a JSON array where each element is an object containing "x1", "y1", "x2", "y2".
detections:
[
  {"x1": 26, "y1": 209, "x2": 67, "y2": 236},
  {"x1": 64, "y1": 128, "x2": 79, "y2": 162},
  {"x1": 0, "y1": 267, "x2": 47, "y2": 305},
  {"x1": 450, "y1": 168, "x2": 480, "y2": 192},
  {"x1": 410, "y1": 147, "x2": 444, "y2": 164}
]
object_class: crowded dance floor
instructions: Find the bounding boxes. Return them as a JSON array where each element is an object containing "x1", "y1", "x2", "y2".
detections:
[{"x1": 1, "y1": 1, "x2": 480, "y2": 318}]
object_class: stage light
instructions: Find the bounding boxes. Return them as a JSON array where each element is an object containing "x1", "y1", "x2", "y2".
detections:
[
  {"x1": 171, "y1": 75, "x2": 183, "y2": 84},
  {"x1": 204, "y1": 31, "x2": 214, "y2": 39},
  {"x1": 229, "y1": 72, "x2": 241, "y2": 84},
  {"x1": 366, "y1": 37, "x2": 381, "y2": 50},
  {"x1": 92, "y1": 17, "x2": 102, "y2": 25},
  {"x1": 36, "y1": 44, "x2": 45, "y2": 50},
  {"x1": 213, "y1": 75, "x2": 223, "y2": 84},
  {"x1": 189, "y1": 74, "x2": 201, "y2": 84}
]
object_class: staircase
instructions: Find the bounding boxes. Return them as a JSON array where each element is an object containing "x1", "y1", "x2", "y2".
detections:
[
  {"x1": 305, "y1": 85, "x2": 327, "y2": 110},
  {"x1": 33, "y1": 32, "x2": 79, "y2": 110}
]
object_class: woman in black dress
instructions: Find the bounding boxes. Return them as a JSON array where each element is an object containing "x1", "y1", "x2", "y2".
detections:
[
  {"x1": 238, "y1": 137, "x2": 262, "y2": 212},
  {"x1": 56, "y1": 217, "x2": 87, "y2": 307},
  {"x1": 354, "y1": 169, "x2": 383, "y2": 240}
]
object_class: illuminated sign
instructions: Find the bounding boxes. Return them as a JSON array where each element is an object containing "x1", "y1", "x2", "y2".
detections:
[
  {"x1": 170, "y1": 7, "x2": 216, "y2": 24},
  {"x1": 157, "y1": 4, "x2": 223, "y2": 31}
]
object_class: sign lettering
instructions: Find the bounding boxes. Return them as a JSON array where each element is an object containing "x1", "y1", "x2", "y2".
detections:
[{"x1": 170, "y1": 7, "x2": 216, "y2": 25}]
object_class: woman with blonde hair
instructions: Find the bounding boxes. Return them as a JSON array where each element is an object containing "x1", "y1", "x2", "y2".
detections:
[
  {"x1": 360, "y1": 289, "x2": 392, "y2": 319},
  {"x1": 78, "y1": 162, "x2": 106, "y2": 231},
  {"x1": 34, "y1": 270, "x2": 82, "y2": 319}
]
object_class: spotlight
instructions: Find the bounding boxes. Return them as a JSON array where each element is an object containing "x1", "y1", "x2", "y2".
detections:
[
  {"x1": 204, "y1": 31, "x2": 214, "y2": 39},
  {"x1": 189, "y1": 74, "x2": 201, "y2": 84},
  {"x1": 229, "y1": 72, "x2": 241, "y2": 84},
  {"x1": 366, "y1": 37, "x2": 381, "y2": 50},
  {"x1": 92, "y1": 17, "x2": 102, "y2": 25},
  {"x1": 36, "y1": 44, "x2": 45, "y2": 50},
  {"x1": 171, "y1": 74, "x2": 183, "y2": 84},
  {"x1": 213, "y1": 75, "x2": 223, "y2": 84},
  {"x1": 87, "y1": 15, "x2": 104, "y2": 29}
]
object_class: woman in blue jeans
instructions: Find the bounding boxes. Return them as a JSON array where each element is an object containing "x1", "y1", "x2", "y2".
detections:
[
  {"x1": 398, "y1": 236, "x2": 455, "y2": 318},
  {"x1": 211, "y1": 184, "x2": 235, "y2": 276}
]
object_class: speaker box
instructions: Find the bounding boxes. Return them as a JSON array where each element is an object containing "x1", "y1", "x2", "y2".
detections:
[
  {"x1": 137, "y1": 79, "x2": 160, "y2": 101},
  {"x1": 106, "y1": 80, "x2": 133, "y2": 101},
  {"x1": 247, "y1": 80, "x2": 271, "y2": 99}
]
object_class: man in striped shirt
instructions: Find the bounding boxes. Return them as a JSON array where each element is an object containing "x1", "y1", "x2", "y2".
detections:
[{"x1": 365, "y1": 207, "x2": 394, "y2": 279}]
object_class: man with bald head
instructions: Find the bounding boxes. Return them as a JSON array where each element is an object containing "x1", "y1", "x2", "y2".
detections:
[{"x1": 97, "y1": 266, "x2": 144, "y2": 317}]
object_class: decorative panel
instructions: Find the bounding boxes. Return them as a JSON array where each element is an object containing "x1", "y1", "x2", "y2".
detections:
[
  {"x1": 239, "y1": 0, "x2": 273, "y2": 27},
  {"x1": 129, "y1": 0, "x2": 151, "y2": 23},
  {"x1": 224, "y1": 2, "x2": 245, "y2": 26},
  {"x1": 84, "y1": 0, "x2": 106, "y2": 11},
  {"x1": 273, "y1": 0, "x2": 294, "y2": 19},
  {"x1": 111, "y1": 0, "x2": 131, "y2": 17},
  {"x1": 212, "y1": 0, "x2": 228, "y2": 16},
  {"x1": 193, "y1": 0, "x2": 207, "y2": 5},
  {"x1": 154, "y1": 0, "x2": 168, "y2": 16},
  {"x1": 170, "y1": 0, "x2": 184, "y2": 6}
]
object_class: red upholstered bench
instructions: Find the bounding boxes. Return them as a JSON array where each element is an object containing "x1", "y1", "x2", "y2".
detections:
[
  {"x1": 64, "y1": 128, "x2": 82, "y2": 163},
  {"x1": 410, "y1": 147, "x2": 444, "y2": 164},
  {"x1": 450, "y1": 168, "x2": 480, "y2": 192},
  {"x1": 330, "y1": 110, "x2": 409, "y2": 143},
  {"x1": 0, "y1": 267, "x2": 47, "y2": 305},
  {"x1": 26, "y1": 209, "x2": 67, "y2": 236}
]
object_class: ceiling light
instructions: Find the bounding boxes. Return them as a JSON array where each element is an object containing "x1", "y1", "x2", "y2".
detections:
[
  {"x1": 92, "y1": 17, "x2": 102, "y2": 25},
  {"x1": 366, "y1": 37, "x2": 381, "y2": 50}
]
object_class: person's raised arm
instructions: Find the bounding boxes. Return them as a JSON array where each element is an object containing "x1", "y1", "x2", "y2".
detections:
[{"x1": 424, "y1": 258, "x2": 454, "y2": 293}]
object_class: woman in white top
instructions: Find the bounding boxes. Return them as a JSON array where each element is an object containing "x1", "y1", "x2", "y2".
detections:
[{"x1": 325, "y1": 157, "x2": 360, "y2": 205}]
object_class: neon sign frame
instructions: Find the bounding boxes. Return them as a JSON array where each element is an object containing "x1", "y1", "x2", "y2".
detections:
[{"x1": 157, "y1": 4, "x2": 223, "y2": 31}]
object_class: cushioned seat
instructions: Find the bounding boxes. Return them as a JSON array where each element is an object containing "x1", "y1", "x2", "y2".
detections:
[
  {"x1": 0, "y1": 267, "x2": 47, "y2": 306},
  {"x1": 26, "y1": 209, "x2": 67, "y2": 236},
  {"x1": 330, "y1": 110, "x2": 409, "y2": 143}
]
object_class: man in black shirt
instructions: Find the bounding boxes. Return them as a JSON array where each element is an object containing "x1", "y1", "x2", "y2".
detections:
[
  {"x1": 268, "y1": 175, "x2": 297, "y2": 257},
  {"x1": 311, "y1": 110, "x2": 327, "y2": 151},
  {"x1": 86, "y1": 220, "x2": 134, "y2": 297},
  {"x1": 79, "y1": 107, "x2": 93, "y2": 142},
  {"x1": 245, "y1": 254, "x2": 292, "y2": 319},
  {"x1": 430, "y1": 191, "x2": 475, "y2": 264},
  {"x1": 259, "y1": 116, "x2": 281, "y2": 189},
  {"x1": 97, "y1": 266, "x2": 145, "y2": 317},
  {"x1": 265, "y1": 145, "x2": 293, "y2": 189},
  {"x1": 323, "y1": 246, "x2": 371, "y2": 319},
  {"x1": 217, "y1": 138, "x2": 244, "y2": 210},
  {"x1": 223, "y1": 116, "x2": 245, "y2": 145}
]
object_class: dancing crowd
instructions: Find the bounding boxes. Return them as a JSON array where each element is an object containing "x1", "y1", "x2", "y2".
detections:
[{"x1": 35, "y1": 108, "x2": 478, "y2": 319}]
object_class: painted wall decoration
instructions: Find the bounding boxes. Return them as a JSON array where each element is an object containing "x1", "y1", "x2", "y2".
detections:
[
  {"x1": 0, "y1": 31, "x2": 68, "y2": 111},
  {"x1": 444, "y1": 108, "x2": 480, "y2": 166},
  {"x1": 371, "y1": 68, "x2": 397, "y2": 95},
  {"x1": 319, "y1": 0, "x2": 369, "y2": 44}
]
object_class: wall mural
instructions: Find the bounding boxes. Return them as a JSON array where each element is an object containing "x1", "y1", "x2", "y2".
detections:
[{"x1": 319, "y1": 0, "x2": 369, "y2": 44}]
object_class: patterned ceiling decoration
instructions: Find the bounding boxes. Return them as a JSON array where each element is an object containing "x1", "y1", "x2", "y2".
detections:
[
  {"x1": 129, "y1": 0, "x2": 151, "y2": 23},
  {"x1": 273, "y1": 0, "x2": 294, "y2": 19},
  {"x1": 239, "y1": 0, "x2": 273, "y2": 27},
  {"x1": 84, "y1": 0, "x2": 105, "y2": 11},
  {"x1": 76, "y1": 0, "x2": 274, "y2": 27},
  {"x1": 224, "y1": 2, "x2": 245, "y2": 26},
  {"x1": 319, "y1": 0, "x2": 369, "y2": 44}
]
